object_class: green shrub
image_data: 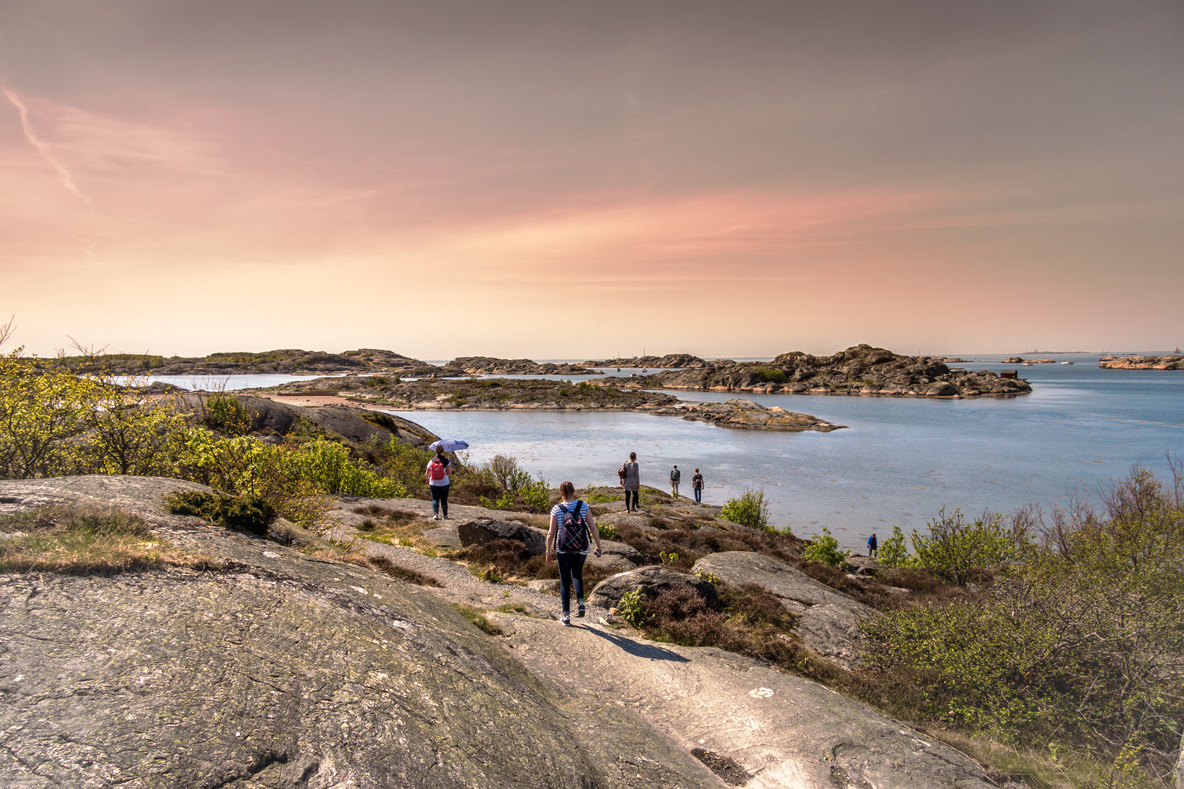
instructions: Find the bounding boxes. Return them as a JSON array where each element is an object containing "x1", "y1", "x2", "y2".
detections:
[
  {"x1": 480, "y1": 491, "x2": 515, "y2": 510},
  {"x1": 0, "y1": 355, "x2": 104, "y2": 479},
  {"x1": 720, "y1": 489, "x2": 770, "y2": 530},
  {"x1": 597, "y1": 522, "x2": 618, "y2": 540},
  {"x1": 861, "y1": 468, "x2": 1184, "y2": 782},
  {"x1": 751, "y1": 366, "x2": 788, "y2": 384},
  {"x1": 520, "y1": 480, "x2": 552, "y2": 513},
  {"x1": 876, "y1": 525, "x2": 915, "y2": 568},
  {"x1": 487, "y1": 454, "x2": 532, "y2": 492},
  {"x1": 287, "y1": 438, "x2": 405, "y2": 498},
  {"x1": 911, "y1": 508, "x2": 1030, "y2": 585},
  {"x1": 382, "y1": 439, "x2": 435, "y2": 495},
  {"x1": 803, "y1": 527, "x2": 847, "y2": 567},
  {"x1": 617, "y1": 588, "x2": 647, "y2": 628},
  {"x1": 201, "y1": 392, "x2": 251, "y2": 436},
  {"x1": 585, "y1": 488, "x2": 618, "y2": 504},
  {"x1": 165, "y1": 490, "x2": 276, "y2": 536}
]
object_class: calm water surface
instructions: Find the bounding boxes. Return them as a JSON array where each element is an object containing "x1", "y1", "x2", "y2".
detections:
[{"x1": 388, "y1": 355, "x2": 1184, "y2": 549}]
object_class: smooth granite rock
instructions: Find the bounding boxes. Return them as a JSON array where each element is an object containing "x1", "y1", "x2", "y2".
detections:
[
  {"x1": 589, "y1": 565, "x2": 721, "y2": 611},
  {"x1": 0, "y1": 476, "x2": 720, "y2": 789},
  {"x1": 692, "y1": 551, "x2": 874, "y2": 667}
]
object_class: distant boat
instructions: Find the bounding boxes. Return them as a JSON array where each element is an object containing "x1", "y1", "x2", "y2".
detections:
[{"x1": 1062, "y1": 361, "x2": 1074, "y2": 365}]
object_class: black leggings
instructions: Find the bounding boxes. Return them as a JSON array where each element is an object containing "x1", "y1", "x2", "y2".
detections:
[
  {"x1": 557, "y1": 552, "x2": 587, "y2": 614},
  {"x1": 430, "y1": 484, "x2": 449, "y2": 517},
  {"x1": 624, "y1": 489, "x2": 639, "y2": 510}
]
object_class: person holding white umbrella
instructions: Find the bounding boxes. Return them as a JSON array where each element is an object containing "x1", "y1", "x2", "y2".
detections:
[{"x1": 426, "y1": 444, "x2": 454, "y2": 520}]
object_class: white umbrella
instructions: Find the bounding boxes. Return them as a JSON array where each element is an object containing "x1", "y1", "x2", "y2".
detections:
[{"x1": 429, "y1": 439, "x2": 469, "y2": 452}]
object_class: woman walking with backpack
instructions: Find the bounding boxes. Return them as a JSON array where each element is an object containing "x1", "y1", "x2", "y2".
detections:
[
  {"x1": 425, "y1": 448, "x2": 452, "y2": 520},
  {"x1": 546, "y1": 481, "x2": 602, "y2": 625}
]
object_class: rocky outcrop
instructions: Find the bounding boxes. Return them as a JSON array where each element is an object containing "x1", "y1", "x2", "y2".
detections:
[
  {"x1": 589, "y1": 565, "x2": 722, "y2": 610},
  {"x1": 692, "y1": 552, "x2": 874, "y2": 667},
  {"x1": 444, "y1": 356, "x2": 589, "y2": 375},
  {"x1": 1003, "y1": 357, "x2": 1055, "y2": 364},
  {"x1": 0, "y1": 476, "x2": 721, "y2": 789},
  {"x1": 642, "y1": 344, "x2": 1032, "y2": 398},
  {"x1": 587, "y1": 539, "x2": 646, "y2": 571},
  {"x1": 264, "y1": 378, "x2": 844, "y2": 432},
  {"x1": 580, "y1": 353, "x2": 709, "y2": 369},
  {"x1": 1099, "y1": 355, "x2": 1184, "y2": 370},
  {"x1": 660, "y1": 398, "x2": 845, "y2": 431},
  {"x1": 179, "y1": 394, "x2": 441, "y2": 449},
  {"x1": 53, "y1": 347, "x2": 440, "y2": 377},
  {"x1": 272, "y1": 375, "x2": 683, "y2": 413},
  {"x1": 456, "y1": 517, "x2": 547, "y2": 555}
]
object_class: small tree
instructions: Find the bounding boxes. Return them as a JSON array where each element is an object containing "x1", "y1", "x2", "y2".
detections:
[{"x1": 876, "y1": 525, "x2": 915, "y2": 568}]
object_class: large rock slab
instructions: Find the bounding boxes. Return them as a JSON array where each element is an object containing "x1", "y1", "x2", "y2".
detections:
[
  {"x1": 500, "y1": 614, "x2": 1005, "y2": 789},
  {"x1": 456, "y1": 517, "x2": 547, "y2": 555},
  {"x1": 589, "y1": 565, "x2": 721, "y2": 611},
  {"x1": 0, "y1": 477, "x2": 718, "y2": 789},
  {"x1": 692, "y1": 551, "x2": 874, "y2": 667},
  {"x1": 586, "y1": 539, "x2": 645, "y2": 571}
]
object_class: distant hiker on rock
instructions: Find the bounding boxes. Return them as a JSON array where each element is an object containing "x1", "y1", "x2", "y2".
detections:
[
  {"x1": 867, "y1": 533, "x2": 878, "y2": 558},
  {"x1": 619, "y1": 452, "x2": 640, "y2": 513},
  {"x1": 691, "y1": 468, "x2": 704, "y2": 503},
  {"x1": 670, "y1": 465, "x2": 681, "y2": 498},
  {"x1": 426, "y1": 448, "x2": 452, "y2": 520},
  {"x1": 546, "y1": 481, "x2": 602, "y2": 626}
]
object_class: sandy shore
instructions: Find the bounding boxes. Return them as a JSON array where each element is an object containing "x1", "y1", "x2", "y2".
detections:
[{"x1": 251, "y1": 393, "x2": 367, "y2": 409}]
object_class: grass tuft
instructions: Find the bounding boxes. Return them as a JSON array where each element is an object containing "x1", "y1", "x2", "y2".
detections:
[{"x1": 0, "y1": 505, "x2": 203, "y2": 574}]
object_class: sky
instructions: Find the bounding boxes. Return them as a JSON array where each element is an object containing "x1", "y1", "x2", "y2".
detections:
[{"x1": 2, "y1": 0, "x2": 1182, "y2": 361}]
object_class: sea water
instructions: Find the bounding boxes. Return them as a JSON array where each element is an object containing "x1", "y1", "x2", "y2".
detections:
[
  {"x1": 385, "y1": 355, "x2": 1184, "y2": 549},
  {"x1": 132, "y1": 356, "x2": 1184, "y2": 550}
]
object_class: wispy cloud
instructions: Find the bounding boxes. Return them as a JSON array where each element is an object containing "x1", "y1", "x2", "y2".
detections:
[{"x1": 2, "y1": 85, "x2": 92, "y2": 208}]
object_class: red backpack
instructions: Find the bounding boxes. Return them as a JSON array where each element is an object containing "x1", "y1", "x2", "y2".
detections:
[{"x1": 428, "y1": 457, "x2": 448, "y2": 481}]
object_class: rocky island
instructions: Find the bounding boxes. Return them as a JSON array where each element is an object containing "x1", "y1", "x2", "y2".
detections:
[
  {"x1": 579, "y1": 353, "x2": 710, "y2": 369},
  {"x1": 51, "y1": 347, "x2": 442, "y2": 377},
  {"x1": 260, "y1": 376, "x2": 846, "y2": 432},
  {"x1": 631, "y1": 344, "x2": 1031, "y2": 398},
  {"x1": 443, "y1": 356, "x2": 589, "y2": 375},
  {"x1": 1099, "y1": 354, "x2": 1184, "y2": 370}
]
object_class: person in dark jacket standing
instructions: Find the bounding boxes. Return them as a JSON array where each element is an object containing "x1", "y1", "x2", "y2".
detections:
[{"x1": 691, "y1": 468, "x2": 704, "y2": 503}]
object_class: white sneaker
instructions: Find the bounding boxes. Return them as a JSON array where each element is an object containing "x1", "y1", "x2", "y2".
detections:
[{"x1": 433, "y1": 513, "x2": 440, "y2": 520}]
